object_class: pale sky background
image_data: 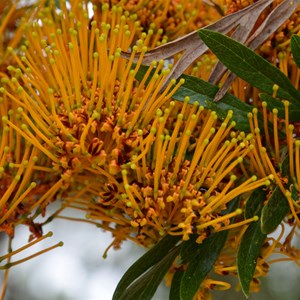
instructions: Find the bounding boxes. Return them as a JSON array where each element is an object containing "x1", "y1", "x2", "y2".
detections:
[
  {"x1": 1, "y1": 203, "x2": 300, "y2": 300},
  {"x1": 0, "y1": 204, "x2": 170, "y2": 300}
]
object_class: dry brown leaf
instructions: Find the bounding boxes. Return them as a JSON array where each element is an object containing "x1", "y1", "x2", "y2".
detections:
[
  {"x1": 121, "y1": 0, "x2": 300, "y2": 101},
  {"x1": 213, "y1": 0, "x2": 300, "y2": 101},
  {"x1": 121, "y1": 0, "x2": 273, "y2": 89}
]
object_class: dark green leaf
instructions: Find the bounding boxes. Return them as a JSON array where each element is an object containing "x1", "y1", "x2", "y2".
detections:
[
  {"x1": 198, "y1": 29, "x2": 300, "y2": 104},
  {"x1": 180, "y1": 230, "x2": 228, "y2": 300},
  {"x1": 259, "y1": 93, "x2": 300, "y2": 122},
  {"x1": 261, "y1": 155, "x2": 291, "y2": 234},
  {"x1": 284, "y1": 157, "x2": 298, "y2": 201},
  {"x1": 238, "y1": 219, "x2": 266, "y2": 297},
  {"x1": 291, "y1": 35, "x2": 300, "y2": 69},
  {"x1": 245, "y1": 188, "x2": 266, "y2": 219},
  {"x1": 238, "y1": 198, "x2": 266, "y2": 297},
  {"x1": 263, "y1": 189, "x2": 290, "y2": 234},
  {"x1": 112, "y1": 234, "x2": 181, "y2": 300},
  {"x1": 281, "y1": 153, "x2": 291, "y2": 178},
  {"x1": 117, "y1": 246, "x2": 180, "y2": 300},
  {"x1": 291, "y1": 185, "x2": 298, "y2": 201},
  {"x1": 180, "y1": 234, "x2": 199, "y2": 264},
  {"x1": 169, "y1": 269, "x2": 184, "y2": 300}
]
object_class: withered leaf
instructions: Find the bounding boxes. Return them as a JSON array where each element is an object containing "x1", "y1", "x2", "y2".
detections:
[{"x1": 122, "y1": 0, "x2": 300, "y2": 101}]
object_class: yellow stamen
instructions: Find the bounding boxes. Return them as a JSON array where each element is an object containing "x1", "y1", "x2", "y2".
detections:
[
  {"x1": 132, "y1": 126, "x2": 157, "y2": 164},
  {"x1": 80, "y1": 111, "x2": 99, "y2": 154},
  {"x1": 204, "y1": 279, "x2": 231, "y2": 290},
  {"x1": 0, "y1": 182, "x2": 37, "y2": 224},
  {"x1": 6, "y1": 121, "x2": 59, "y2": 163},
  {"x1": 260, "y1": 147, "x2": 285, "y2": 193},
  {"x1": 153, "y1": 134, "x2": 167, "y2": 199},
  {"x1": 272, "y1": 84, "x2": 279, "y2": 98},
  {"x1": 183, "y1": 127, "x2": 215, "y2": 193},
  {"x1": 261, "y1": 101, "x2": 271, "y2": 148},
  {"x1": 49, "y1": 58, "x2": 71, "y2": 113},
  {"x1": 8, "y1": 155, "x2": 36, "y2": 202},
  {"x1": 207, "y1": 176, "x2": 270, "y2": 215},
  {"x1": 284, "y1": 101, "x2": 290, "y2": 130},
  {"x1": 197, "y1": 208, "x2": 243, "y2": 230},
  {"x1": 272, "y1": 108, "x2": 280, "y2": 163},
  {"x1": 216, "y1": 215, "x2": 259, "y2": 232},
  {"x1": 267, "y1": 257, "x2": 300, "y2": 268},
  {"x1": 17, "y1": 107, "x2": 56, "y2": 149},
  {"x1": 128, "y1": 60, "x2": 157, "y2": 129},
  {"x1": 121, "y1": 170, "x2": 143, "y2": 217},
  {"x1": 88, "y1": 52, "x2": 99, "y2": 111},
  {"x1": 195, "y1": 140, "x2": 230, "y2": 189},
  {"x1": 205, "y1": 156, "x2": 243, "y2": 198},
  {"x1": 30, "y1": 179, "x2": 64, "y2": 211},
  {"x1": 0, "y1": 241, "x2": 64, "y2": 270},
  {"x1": 295, "y1": 140, "x2": 300, "y2": 189},
  {"x1": 208, "y1": 138, "x2": 237, "y2": 180},
  {"x1": 68, "y1": 42, "x2": 82, "y2": 105},
  {"x1": 285, "y1": 191, "x2": 300, "y2": 227},
  {"x1": 202, "y1": 112, "x2": 233, "y2": 164},
  {"x1": 164, "y1": 103, "x2": 187, "y2": 164},
  {"x1": 288, "y1": 124, "x2": 295, "y2": 179},
  {"x1": 233, "y1": 225, "x2": 249, "y2": 248}
]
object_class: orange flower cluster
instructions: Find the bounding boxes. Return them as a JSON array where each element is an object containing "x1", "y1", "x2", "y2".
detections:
[
  {"x1": 0, "y1": 1, "x2": 300, "y2": 299},
  {"x1": 92, "y1": 0, "x2": 223, "y2": 40}
]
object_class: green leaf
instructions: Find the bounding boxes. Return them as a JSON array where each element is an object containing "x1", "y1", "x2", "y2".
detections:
[
  {"x1": 245, "y1": 188, "x2": 266, "y2": 219},
  {"x1": 281, "y1": 153, "x2": 292, "y2": 179},
  {"x1": 237, "y1": 196, "x2": 266, "y2": 297},
  {"x1": 112, "y1": 234, "x2": 181, "y2": 300},
  {"x1": 260, "y1": 155, "x2": 292, "y2": 234},
  {"x1": 259, "y1": 93, "x2": 300, "y2": 122},
  {"x1": 180, "y1": 234, "x2": 200, "y2": 264},
  {"x1": 169, "y1": 269, "x2": 184, "y2": 300},
  {"x1": 238, "y1": 220, "x2": 266, "y2": 297},
  {"x1": 261, "y1": 186, "x2": 290, "y2": 234},
  {"x1": 291, "y1": 35, "x2": 300, "y2": 69},
  {"x1": 117, "y1": 246, "x2": 181, "y2": 300},
  {"x1": 180, "y1": 230, "x2": 228, "y2": 300},
  {"x1": 198, "y1": 29, "x2": 300, "y2": 104}
]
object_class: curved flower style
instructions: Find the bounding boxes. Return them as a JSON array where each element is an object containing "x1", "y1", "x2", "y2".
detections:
[{"x1": 0, "y1": 1, "x2": 35, "y2": 71}]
